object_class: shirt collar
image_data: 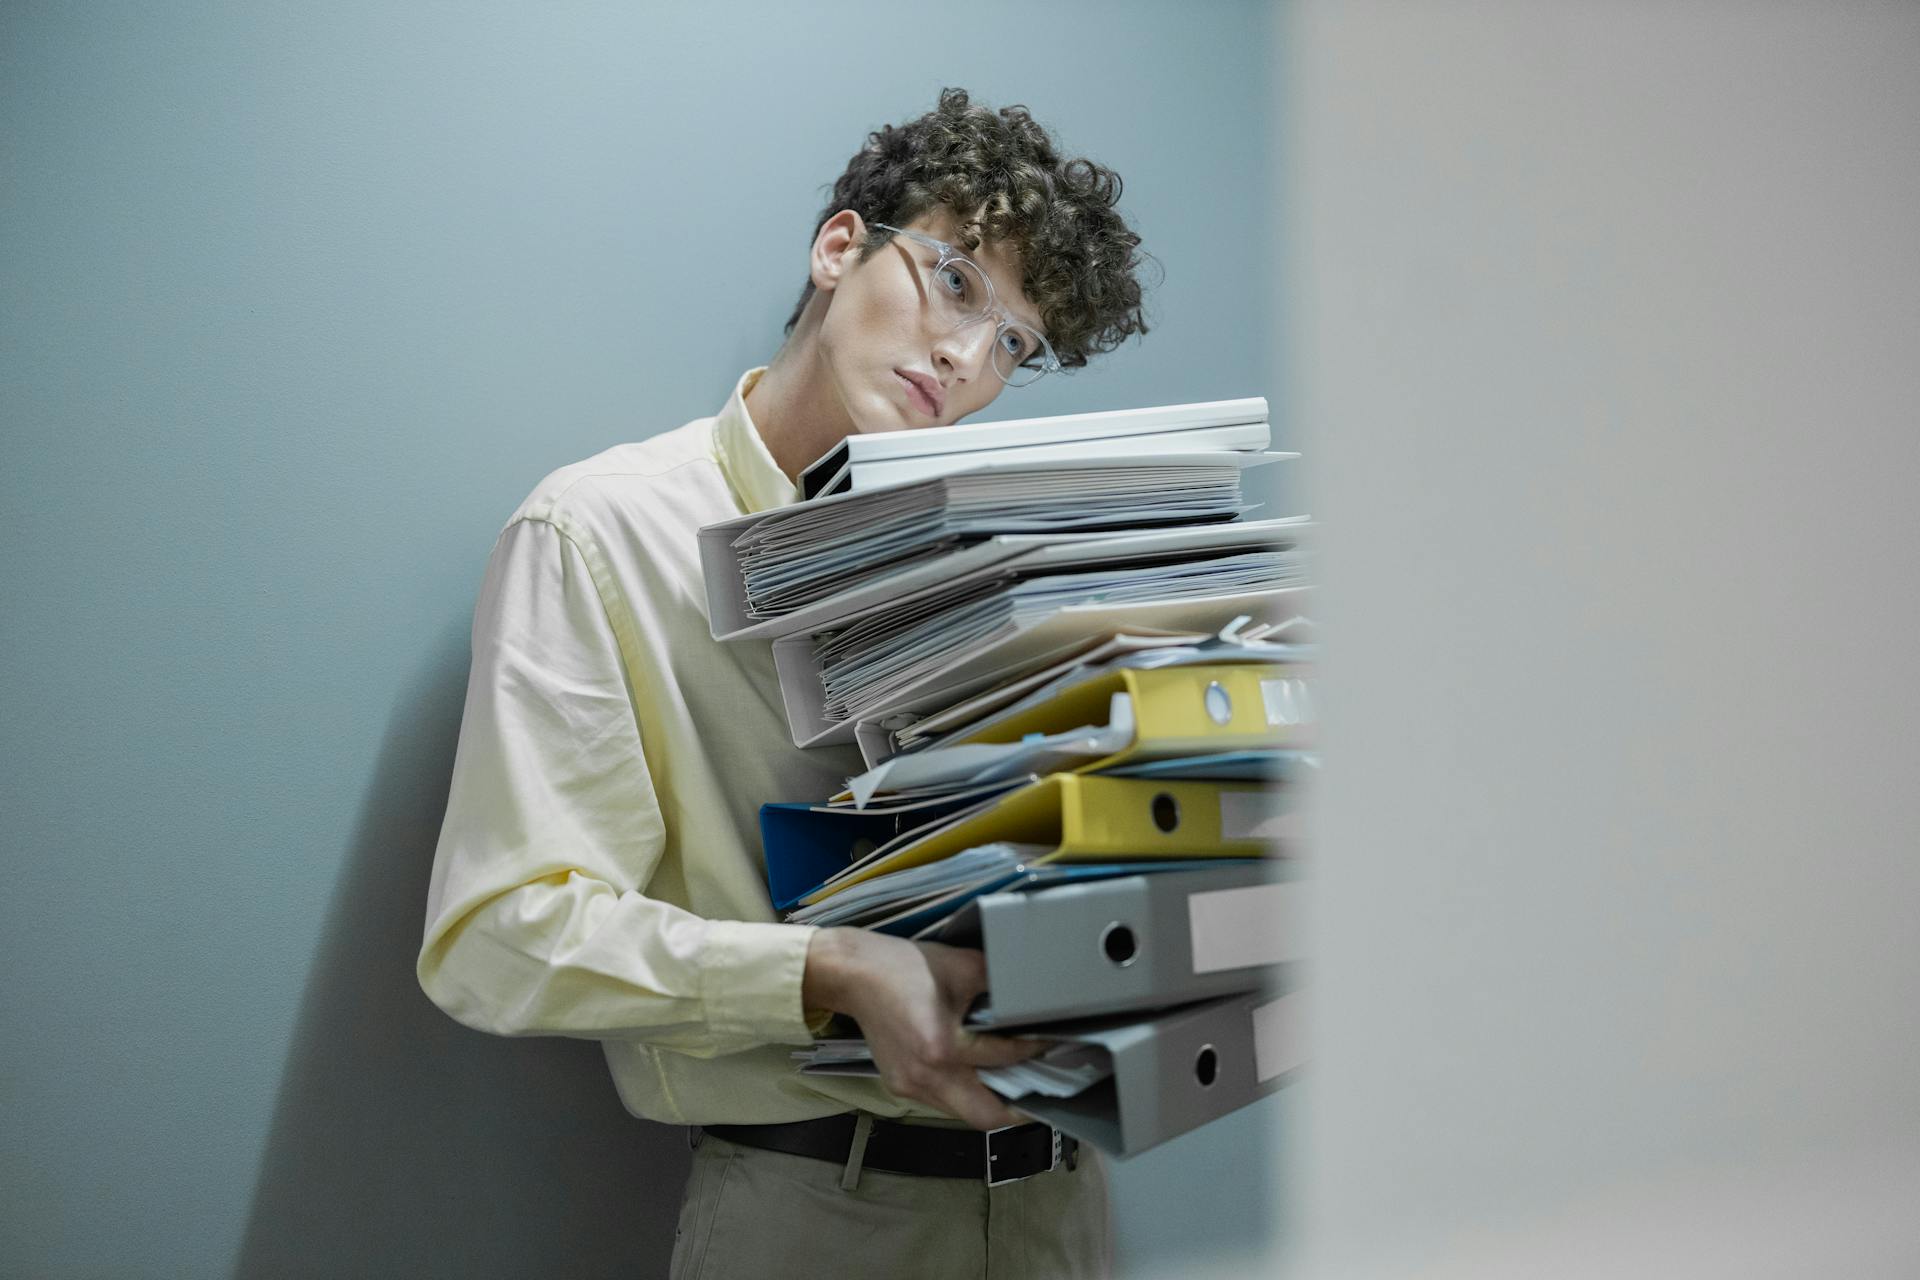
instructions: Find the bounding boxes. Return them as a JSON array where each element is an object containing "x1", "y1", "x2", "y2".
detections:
[{"x1": 712, "y1": 367, "x2": 798, "y2": 515}]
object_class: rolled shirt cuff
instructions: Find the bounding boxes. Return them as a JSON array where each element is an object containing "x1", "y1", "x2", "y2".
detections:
[{"x1": 698, "y1": 918, "x2": 821, "y2": 1048}]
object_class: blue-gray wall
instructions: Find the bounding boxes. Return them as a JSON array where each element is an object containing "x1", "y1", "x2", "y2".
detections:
[{"x1": 1, "y1": 3, "x2": 1285, "y2": 1276}]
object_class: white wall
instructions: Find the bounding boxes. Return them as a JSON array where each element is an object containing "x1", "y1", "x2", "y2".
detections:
[{"x1": 1277, "y1": 2, "x2": 1920, "y2": 1275}]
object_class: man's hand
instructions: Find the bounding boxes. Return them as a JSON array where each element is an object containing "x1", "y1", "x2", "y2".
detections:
[{"x1": 803, "y1": 926, "x2": 1041, "y2": 1130}]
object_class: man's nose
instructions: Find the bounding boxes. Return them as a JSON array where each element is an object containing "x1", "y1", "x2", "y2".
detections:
[{"x1": 930, "y1": 316, "x2": 999, "y2": 378}]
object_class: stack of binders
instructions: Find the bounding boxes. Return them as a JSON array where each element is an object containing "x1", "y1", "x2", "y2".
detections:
[{"x1": 702, "y1": 396, "x2": 1311, "y2": 1158}]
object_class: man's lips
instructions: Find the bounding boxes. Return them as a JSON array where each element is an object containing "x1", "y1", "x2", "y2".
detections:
[{"x1": 895, "y1": 370, "x2": 943, "y2": 418}]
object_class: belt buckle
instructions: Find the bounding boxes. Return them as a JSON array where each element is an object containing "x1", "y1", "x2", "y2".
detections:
[{"x1": 984, "y1": 1123, "x2": 1060, "y2": 1187}]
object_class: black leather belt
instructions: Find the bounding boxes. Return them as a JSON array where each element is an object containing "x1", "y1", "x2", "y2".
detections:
[{"x1": 700, "y1": 1114, "x2": 1076, "y2": 1186}]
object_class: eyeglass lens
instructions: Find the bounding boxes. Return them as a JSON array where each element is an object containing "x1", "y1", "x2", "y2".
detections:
[{"x1": 922, "y1": 253, "x2": 1047, "y2": 386}]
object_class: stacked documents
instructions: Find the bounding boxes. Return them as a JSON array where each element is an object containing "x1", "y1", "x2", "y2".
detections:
[
  {"x1": 704, "y1": 396, "x2": 1313, "y2": 1157},
  {"x1": 726, "y1": 514, "x2": 1312, "y2": 748},
  {"x1": 791, "y1": 990, "x2": 1306, "y2": 1156},
  {"x1": 733, "y1": 461, "x2": 1254, "y2": 620},
  {"x1": 798, "y1": 395, "x2": 1274, "y2": 499},
  {"x1": 795, "y1": 1038, "x2": 1117, "y2": 1100},
  {"x1": 810, "y1": 550, "x2": 1306, "y2": 725}
]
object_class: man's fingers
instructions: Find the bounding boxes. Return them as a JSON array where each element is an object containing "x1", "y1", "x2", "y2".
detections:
[
  {"x1": 955, "y1": 1030, "x2": 1044, "y2": 1068},
  {"x1": 937, "y1": 1077, "x2": 1025, "y2": 1131},
  {"x1": 921, "y1": 941, "x2": 990, "y2": 1002}
]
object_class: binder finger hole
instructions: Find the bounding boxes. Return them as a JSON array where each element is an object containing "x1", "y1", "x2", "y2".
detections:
[
  {"x1": 1194, "y1": 1044, "x2": 1219, "y2": 1088},
  {"x1": 1100, "y1": 922, "x2": 1138, "y2": 967},
  {"x1": 1151, "y1": 793, "x2": 1180, "y2": 833}
]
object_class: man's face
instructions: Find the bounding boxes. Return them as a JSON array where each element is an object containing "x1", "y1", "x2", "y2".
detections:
[{"x1": 814, "y1": 210, "x2": 1045, "y2": 434}]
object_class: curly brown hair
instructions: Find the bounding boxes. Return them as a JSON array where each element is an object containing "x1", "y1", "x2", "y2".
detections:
[{"x1": 785, "y1": 88, "x2": 1151, "y2": 371}]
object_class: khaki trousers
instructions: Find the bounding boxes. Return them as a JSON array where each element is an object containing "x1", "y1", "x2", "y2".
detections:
[{"x1": 668, "y1": 1123, "x2": 1113, "y2": 1280}]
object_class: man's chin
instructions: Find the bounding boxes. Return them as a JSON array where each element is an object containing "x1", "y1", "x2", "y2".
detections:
[{"x1": 846, "y1": 390, "x2": 921, "y2": 435}]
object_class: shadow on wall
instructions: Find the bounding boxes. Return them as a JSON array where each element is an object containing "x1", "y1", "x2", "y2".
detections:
[{"x1": 234, "y1": 628, "x2": 689, "y2": 1278}]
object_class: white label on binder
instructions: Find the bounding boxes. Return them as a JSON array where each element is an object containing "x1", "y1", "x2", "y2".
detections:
[
  {"x1": 1252, "y1": 991, "x2": 1306, "y2": 1083},
  {"x1": 1187, "y1": 882, "x2": 1305, "y2": 973},
  {"x1": 1219, "y1": 789, "x2": 1288, "y2": 840},
  {"x1": 1260, "y1": 677, "x2": 1312, "y2": 726}
]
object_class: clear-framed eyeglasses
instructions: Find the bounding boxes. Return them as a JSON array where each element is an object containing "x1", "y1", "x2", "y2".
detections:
[{"x1": 872, "y1": 223, "x2": 1062, "y2": 388}]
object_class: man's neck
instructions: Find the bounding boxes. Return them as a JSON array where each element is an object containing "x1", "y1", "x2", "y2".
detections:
[{"x1": 743, "y1": 342, "x2": 855, "y2": 485}]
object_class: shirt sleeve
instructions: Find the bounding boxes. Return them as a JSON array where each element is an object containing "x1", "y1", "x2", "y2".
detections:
[{"x1": 416, "y1": 515, "x2": 822, "y2": 1057}]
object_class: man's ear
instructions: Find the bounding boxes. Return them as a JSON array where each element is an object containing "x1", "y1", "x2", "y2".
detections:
[{"x1": 809, "y1": 209, "x2": 867, "y2": 294}]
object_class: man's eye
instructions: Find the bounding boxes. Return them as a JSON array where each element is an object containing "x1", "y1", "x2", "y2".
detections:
[
  {"x1": 999, "y1": 329, "x2": 1030, "y2": 360},
  {"x1": 936, "y1": 265, "x2": 970, "y2": 298}
]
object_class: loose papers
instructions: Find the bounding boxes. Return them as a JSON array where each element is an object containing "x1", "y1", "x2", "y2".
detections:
[
  {"x1": 735, "y1": 461, "x2": 1254, "y2": 620},
  {"x1": 811, "y1": 549, "x2": 1310, "y2": 724},
  {"x1": 792, "y1": 1038, "x2": 1116, "y2": 1101}
]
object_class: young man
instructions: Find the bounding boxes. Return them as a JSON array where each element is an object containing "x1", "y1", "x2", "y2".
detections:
[{"x1": 417, "y1": 89, "x2": 1148, "y2": 1278}]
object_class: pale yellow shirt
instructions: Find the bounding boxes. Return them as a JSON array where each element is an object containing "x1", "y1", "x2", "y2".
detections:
[{"x1": 418, "y1": 369, "x2": 938, "y2": 1125}]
